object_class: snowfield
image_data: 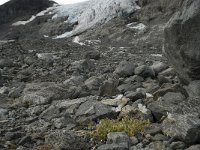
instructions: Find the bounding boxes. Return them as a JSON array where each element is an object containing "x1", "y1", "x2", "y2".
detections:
[
  {"x1": 54, "y1": 0, "x2": 140, "y2": 38},
  {"x1": 12, "y1": 0, "x2": 140, "y2": 38}
]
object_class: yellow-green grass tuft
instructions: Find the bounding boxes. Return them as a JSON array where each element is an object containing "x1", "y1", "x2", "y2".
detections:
[{"x1": 91, "y1": 117, "x2": 150, "y2": 141}]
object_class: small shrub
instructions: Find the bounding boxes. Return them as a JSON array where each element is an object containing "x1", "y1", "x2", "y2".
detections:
[{"x1": 91, "y1": 117, "x2": 150, "y2": 140}]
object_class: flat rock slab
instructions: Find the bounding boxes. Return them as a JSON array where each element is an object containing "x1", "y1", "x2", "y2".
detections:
[
  {"x1": 162, "y1": 113, "x2": 200, "y2": 144},
  {"x1": 23, "y1": 82, "x2": 70, "y2": 105}
]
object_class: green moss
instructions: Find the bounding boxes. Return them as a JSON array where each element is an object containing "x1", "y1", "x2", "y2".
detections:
[{"x1": 91, "y1": 117, "x2": 150, "y2": 141}]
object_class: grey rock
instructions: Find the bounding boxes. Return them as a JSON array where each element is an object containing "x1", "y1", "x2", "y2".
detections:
[
  {"x1": 98, "y1": 143, "x2": 128, "y2": 150},
  {"x1": 70, "y1": 59, "x2": 95, "y2": 74},
  {"x1": 170, "y1": 141, "x2": 185, "y2": 150},
  {"x1": 151, "y1": 62, "x2": 168, "y2": 75},
  {"x1": 40, "y1": 96, "x2": 88, "y2": 120},
  {"x1": 148, "y1": 92, "x2": 186, "y2": 121},
  {"x1": 76, "y1": 99, "x2": 117, "y2": 123},
  {"x1": 0, "y1": 86, "x2": 9, "y2": 94},
  {"x1": 151, "y1": 134, "x2": 168, "y2": 141},
  {"x1": 157, "y1": 75, "x2": 172, "y2": 86},
  {"x1": 25, "y1": 119, "x2": 51, "y2": 133},
  {"x1": 85, "y1": 50, "x2": 100, "y2": 60},
  {"x1": 107, "y1": 132, "x2": 131, "y2": 145},
  {"x1": 84, "y1": 76, "x2": 103, "y2": 94},
  {"x1": 164, "y1": 0, "x2": 200, "y2": 83},
  {"x1": 18, "y1": 135, "x2": 32, "y2": 145},
  {"x1": 23, "y1": 82, "x2": 70, "y2": 106},
  {"x1": 123, "y1": 75, "x2": 144, "y2": 84},
  {"x1": 117, "y1": 82, "x2": 142, "y2": 94},
  {"x1": 135, "y1": 65, "x2": 155, "y2": 78},
  {"x1": 186, "y1": 145, "x2": 200, "y2": 150},
  {"x1": 186, "y1": 80, "x2": 200, "y2": 98},
  {"x1": 144, "y1": 123, "x2": 162, "y2": 136},
  {"x1": 8, "y1": 84, "x2": 25, "y2": 98},
  {"x1": 52, "y1": 116, "x2": 76, "y2": 130},
  {"x1": 114, "y1": 61, "x2": 135, "y2": 77},
  {"x1": 26, "y1": 105, "x2": 47, "y2": 116},
  {"x1": 0, "y1": 59, "x2": 14, "y2": 68},
  {"x1": 0, "y1": 108, "x2": 8, "y2": 118},
  {"x1": 130, "y1": 136, "x2": 139, "y2": 145},
  {"x1": 147, "y1": 141, "x2": 170, "y2": 150},
  {"x1": 142, "y1": 78, "x2": 160, "y2": 93},
  {"x1": 0, "y1": 70, "x2": 3, "y2": 86},
  {"x1": 162, "y1": 113, "x2": 200, "y2": 144},
  {"x1": 5, "y1": 132, "x2": 24, "y2": 141},
  {"x1": 45, "y1": 130, "x2": 89, "y2": 150},
  {"x1": 125, "y1": 91, "x2": 145, "y2": 102},
  {"x1": 100, "y1": 79, "x2": 119, "y2": 96},
  {"x1": 159, "y1": 68, "x2": 176, "y2": 77},
  {"x1": 63, "y1": 75, "x2": 85, "y2": 86}
]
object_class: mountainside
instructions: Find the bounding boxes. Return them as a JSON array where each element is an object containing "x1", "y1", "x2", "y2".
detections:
[
  {"x1": 0, "y1": 0, "x2": 200, "y2": 150},
  {"x1": 0, "y1": 0, "x2": 55, "y2": 24}
]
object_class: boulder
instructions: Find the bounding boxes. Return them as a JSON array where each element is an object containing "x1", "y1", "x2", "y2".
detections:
[
  {"x1": 99, "y1": 79, "x2": 119, "y2": 96},
  {"x1": 98, "y1": 143, "x2": 129, "y2": 150},
  {"x1": 23, "y1": 82, "x2": 70, "y2": 106},
  {"x1": 69, "y1": 59, "x2": 95, "y2": 74},
  {"x1": 170, "y1": 141, "x2": 185, "y2": 150},
  {"x1": 39, "y1": 96, "x2": 89, "y2": 121},
  {"x1": 162, "y1": 113, "x2": 200, "y2": 144},
  {"x1": 146, "y1": 141, "x2": 168, "y2": 150},
  {"x1": 0, "y1": 108, "x2": 8, "y2": 119},
  {"x1": 117, "y1": 82, "x2": 142, "y2": 94},
  {"x1": 107, "y1": 132, "x2": 131, "y2": 145},
  {"x1": 75, "y1": 99, "x2": 117, "y2": 123},
  {"x1": 45, "y1": 130, "x2": 89, "y2": 150},
  {"x1": 164, "y1": 0, "x2": 200, "y2": 83},
  {"x1": 63, "y1": 75, "x2": 85, "y2": 86},
  {"x1": 186, "y1": 145, "x2": 200, "y2": 150},
  {"x1": 101, "y1": 95, "x2": 130, "y2": 112},
  {"x1": 125, "y1": 91, "x2": 145, "y2": 102},
  {"x1": 114, "y1": 61, "x2": 135, "y2": 77},
  {"x1": 135, "y1": 65, "x2": 155, "y2": 78},
  {"x1": 148, "y1": 92, "x2": 186, "y2": 121},
  {"x1": 85, "y1": 50, "x2": 100, "y2": 60},
  {"x1": 8, "y1": 84, "x2": 25, "y2": 99},
  {"x1": 151, "y1": 62, "x2": 168, "y2": 75},
  {"x1": 0, "y1": 59, "x2": 14, "y2": 68},
  {"x1": 97, "y1": 132, "x2": 130, "y2": 150},
  {"x1": 84, "y1": 76, "x2": 103, "y2": 95}
]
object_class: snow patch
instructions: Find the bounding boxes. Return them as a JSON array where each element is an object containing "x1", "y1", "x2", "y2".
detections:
[
  {"x1": 138, "y1": 104, "x2": 148, "y2": 114},
  {"x1": 73, "y1": 36, "x2": 85, "y2": 46},
  {"x1": 44, "y1": 35, "x2": 49, "y2": 38},
  {"x1": 12, "y1": 6, "x2": 57, "y2": 26},
  {"x1": 146, "y1": 93, "x2": 153, "y2": 98},
  {"x1": 53, "y1": 31, "x2": 73, "y2": 39},
  {"x1": 151, "y1": 54, "x2": 163, "y2": 57},
  {"x1": 0, "y1": 40, "x2": 15, "y2": 44},
  {"x1": 36, "y1": 53, "x2": 60, "y2": 60},
  {"x1": 126, "y1": 22, "x2": 146, "y2": 30},
  {"x1": 85, "y1": 39, "x2": 101, "y2": 45}
]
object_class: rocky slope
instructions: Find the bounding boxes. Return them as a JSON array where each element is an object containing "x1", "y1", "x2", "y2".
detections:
[{"x1": 0, "y1": 0, "x2": 200, "y2": 150}]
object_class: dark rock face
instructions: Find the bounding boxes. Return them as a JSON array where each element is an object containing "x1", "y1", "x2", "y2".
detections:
[
  {"x1": 164, "y1": 0, "x2": 200, "y2": 84},
  {"x1": 0, "y1": 0, "x2": 55, "y2": 24}
]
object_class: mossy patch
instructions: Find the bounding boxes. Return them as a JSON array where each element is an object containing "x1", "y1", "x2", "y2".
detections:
[{"x1": 91, "y1": 117, "x2": 150, "y2": 141}]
